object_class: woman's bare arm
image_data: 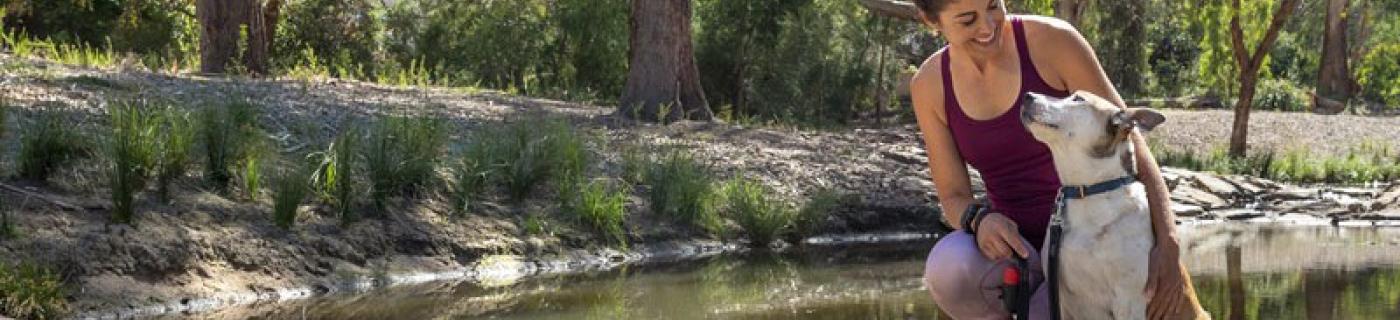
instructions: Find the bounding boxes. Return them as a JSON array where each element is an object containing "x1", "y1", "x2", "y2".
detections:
[{"x1": 909, "y1": 53, "x2": 976, "y2": 231}]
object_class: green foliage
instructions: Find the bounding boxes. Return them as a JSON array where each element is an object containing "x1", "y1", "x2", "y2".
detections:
[
  {"x1": 722, "y1": 177, "x2": 795, "y2": 247},
  {"x1": 239, "y1": 142, "x2": 265, "y2": 200},
  {"x1": 1356, "y1": 43, "x2": 1400, "y2": 109},
  {"x1": 363, "y1": 115, "x2": 447, "y2": 211},
  {"x1": 0, "y1": 261, "x2": 68, "y2": 319},
  {"x1": 450, "y1": 155, "x2": 488, "y2": 215},
  {"x1": 646, "y1": 150, "x2": 722, "y2": 235},
  {"x1": 566, "y1": 180, "x2": 628, "y2": 247},
  {"x1": 18, "y1": 107, "x2": 86, "y2": 182},
  {"x1": 1092, "y1": 0, "x2": 1149, "y2": 97},
  {"x1": 271, "y1": 159, "x2": 311, "y2": 230},
  {"x1": 274, "y1": 0, "x2": 381, "y2": 78},
  {"x1": 108, "y1": 100, "x2": 161, "y2": 224},
  {"x1": 1151, "y1": 139, "x2": 1400, "y2": 184},
  {"x1": 311, "y1": 127, "x2": 362, "y2": 222},
  {"x1": 199, "y1": 99, "x2": 259, "y2": 191}
]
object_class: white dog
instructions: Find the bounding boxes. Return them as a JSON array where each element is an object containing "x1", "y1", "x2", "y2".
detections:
[{"x1": 1020, "y1": 91, "x2": 1207, "y2": 320}]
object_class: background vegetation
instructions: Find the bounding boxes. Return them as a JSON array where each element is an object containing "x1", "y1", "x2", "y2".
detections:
[{"x1": 6, "y1": 0, "x2": 1391, "y2": 127}]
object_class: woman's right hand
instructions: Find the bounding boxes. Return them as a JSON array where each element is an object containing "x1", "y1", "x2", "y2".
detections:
[{"x1": 974, "y1": 212, "x2": 1031, "y2": 261}]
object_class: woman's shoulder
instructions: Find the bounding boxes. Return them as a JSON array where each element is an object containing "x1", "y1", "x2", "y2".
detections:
[
  {"x1": 911, "y1": 47, "x2": 948, "y2": 97},
  {"x1": 1012, "y1": 15, "x2": 1082, "y2": 48},
  {"x1": 911, "y1": 47, "x2": 949, "y2": 119}
]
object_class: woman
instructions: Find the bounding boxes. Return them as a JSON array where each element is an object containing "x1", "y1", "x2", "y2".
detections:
[{"x1": 908, "y1": 0, "x2": 1190, "y2": 319}]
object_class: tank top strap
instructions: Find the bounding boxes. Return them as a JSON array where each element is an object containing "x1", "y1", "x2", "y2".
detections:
[{"x1": 1011, "y1": 17, "x2": 1037, "y2": 88}]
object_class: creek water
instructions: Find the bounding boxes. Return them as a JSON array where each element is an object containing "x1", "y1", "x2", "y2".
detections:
[{"x1": 196, "y1": 225, "x2": 1400, "y2": 319}]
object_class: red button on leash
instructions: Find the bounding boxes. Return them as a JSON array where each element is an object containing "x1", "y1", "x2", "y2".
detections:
[{"x1": 1003, "y1": 265, "x2": 1021, "y2": 285}]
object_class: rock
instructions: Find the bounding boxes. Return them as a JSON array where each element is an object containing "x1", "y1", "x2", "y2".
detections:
[
  {"x1": 1263, "y1": 187, "x2": 1318, "y2": 201},
  {"x1": 1221, "y1": 175, "x2": 1265, "y2": 195},
  {"x1": 1215, "y1": 208, "x2": 1265, "y2": 220},
  {"x1": 880, "y1": 149, "x2": 926, "y2": 166},
  {"x1": 1354, "y1": 209, "x2": 1400, "y2": 220},
  {"x1": 1171, "y1": 185, "x2": 1230, "y2": 209},
  {"x1": 1374, "y1": 183, "x2": 1400, "y2": 210},
  {"x1": 1326, "y1": 187, "x2": 1378, "y2": 198},
  {"x1": 1171, "y1": 203, "x2": 1206, "y2": 217},
  {"x1": 1192, "y1": 174, "x2": 1240, "y2": 197}
]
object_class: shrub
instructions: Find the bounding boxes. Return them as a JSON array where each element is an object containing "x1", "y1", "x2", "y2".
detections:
[
  {"x1": 363, "y1": 115, "x2": 446, "y2": 211},
  {"x1": 108, "y1": 101, "x2": 161, "y2": 224},
  {"x1": 271, "y1": 160, "x2": 311, "y2": 230},
  {"x1": 566, "y1": 180, "x2": 628, "y2": 247},
  {"x1": 451, "y1": 156, "x2": 489, "y2": 215},
  {"x1": 0, "y1": 262, "x2": 69, "y2": 319},
  {"x1": 646, "y1": 150, "x2": 722, "y2": 235},
  {"x1": 238, "y1": 138, "x2": 267, "y2": 200},
  {"x1": 18, "y1": 108, "x2": 86, "y2": 182},
  {"x1": 199, "y1": 99, "x2": 259, "y2": 191},
  {"x1": 723, "y1": 177, "x2": 795, "y2": 247},
  {"x1": 311, "y1": 126, "x2": 361, "y2": 222}
]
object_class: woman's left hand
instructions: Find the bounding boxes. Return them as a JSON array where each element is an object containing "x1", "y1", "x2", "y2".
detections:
[{"x1": 1144, "y1": 236, "x2": 1185, "y2": 320}]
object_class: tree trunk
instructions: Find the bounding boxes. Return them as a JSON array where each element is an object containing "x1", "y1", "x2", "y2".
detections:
[
  {"x1": 196, "y1": 0, "x2": 278, "y2": 75},
  {"x1": 619, "y1": 0, "x2": 712, "y2": 122},
  {"x1": 1315, "y1": 0, "x2": 1350, "y2": 113},
  {"x1": 1226, "y1": 245, "x2": 1246, "y2": 320},
  {"x1": 1055, "y1": 0, "x2": 1087, "y2": 27},
  {"x1": 1226, "y1": 0, "x2": 1299, "y2": 158}
]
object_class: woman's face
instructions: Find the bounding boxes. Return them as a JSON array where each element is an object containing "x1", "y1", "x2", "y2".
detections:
[{"x1": 930, "y1": 0, "x2": 1009, "y2": 57}]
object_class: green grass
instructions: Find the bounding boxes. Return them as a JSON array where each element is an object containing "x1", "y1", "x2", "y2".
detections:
[
  {"x1": 0, "y1": 261, "x2": 68, "y2": 319},
  {"x1": 566, "y1": 180, "x2": 628, "y2": 247},
  {"x1": 18, "y1": 108, "x2": 87, "y2": 182},
  {"x1": 271, "y1": 160, "x2": 311, "y2": 230},
  {"x1": 199, "y1": 99, "x2": 259, "y2": 191},
  {"x1": 363, "y1": 115, "x2": 447, "y2": 212},
  {"x1": 619, "y1": 143, "x2": 651, "y2": 186},
  {"x1": 646, "y1": 150, "x2": 722, "y2": 235},
  {"x1": 451, "y1": 156, "x2": 489, "y2": 215},
  {"x1": 1149, "y1": 138, "x2": 1400, "y2": 184},
  {"x1": 723, "y1": 177, "x2": 796, "y2": 247},
  {"x1": 155, "y1": 107, "x2": 194, "y2": 202},
  {"x1": 466, "y1": 116, "x2": 590, "y2": 202},
  {"x1": 311, "y1": 126, "x2": 361, "y2": 223},
  {"x1": 108, "y1": 100, "x2": 161, "y2": 224},
  {"x1": 239, "y1": 140, "x2": 266, "y2": 200}
]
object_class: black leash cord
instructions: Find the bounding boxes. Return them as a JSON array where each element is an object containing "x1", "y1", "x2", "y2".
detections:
[{"x1": 1047, "y1": 224, "x2": 1063, "y2": 320}]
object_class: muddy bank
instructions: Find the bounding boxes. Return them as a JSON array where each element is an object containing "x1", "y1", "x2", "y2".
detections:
[{"x1": 0, "y1": 56, "x2": 1396, "y2": 318}]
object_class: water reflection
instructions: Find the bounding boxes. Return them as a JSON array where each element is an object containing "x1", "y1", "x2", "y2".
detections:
[{"x1": 207, "y1": 226, "x2": 1400, "y2": 320}]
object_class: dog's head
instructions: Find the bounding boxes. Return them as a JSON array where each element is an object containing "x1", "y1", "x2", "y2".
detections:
[{"x1": 1020, "y1": 91, "x2": 1164, "y2": 164}]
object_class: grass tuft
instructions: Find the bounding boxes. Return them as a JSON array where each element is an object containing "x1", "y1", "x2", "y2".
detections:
[
  {"x1": 566, "y1": 180, "x2": 628, "y2": 247},
  {"x1": 199, "y1": 99, "x2": 259, "y2": 191},
  {"x1": 107, "y1": 100, "x2": 161, "y2": 224},
  {"x1": 646, "y1": 150, "x2": 722, "y2": 235},
  {"x1": 154, "y1": 106, "x2": 194, "y2": 202},
  {"x1": 18, "y1": 107, "x2": 86, "y2": 182},
  {"x1": 311, "y1": 126, "x2": 362, "y2": 223},
  {"x1": 0, "y1": 261, "x2": 69, "y2": 319},
  {"x1": 465, "y1": 116, "x2": 590, "y2": 202},
  {"x1": 723, "y1": 177, "x2": 796, "y2": 247},
  {"x1": 271, "y1": 159, "x2": 311, "y2": 230},
  {"x1": 363, "y1": 115, "x2": 447, "y2": 212},
  {"x1": 791, "y1": 187, "x2": 843, "y2": 242}
]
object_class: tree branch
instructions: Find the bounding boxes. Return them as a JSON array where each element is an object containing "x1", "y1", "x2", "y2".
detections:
[
  {"x1": 1248, "y1": 0, "x2": 1300, "y2": 73},
  {"x1": 1228, "y1": 0, "x2": 1250, "y2": 72},
  {"x1": 857, "y1": 0, "x2": 921, "y2": 22}
]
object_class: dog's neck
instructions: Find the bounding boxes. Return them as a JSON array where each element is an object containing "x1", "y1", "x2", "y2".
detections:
[{"x1": 1046, "y1": 142, "x2": 1135, "y2": 186}]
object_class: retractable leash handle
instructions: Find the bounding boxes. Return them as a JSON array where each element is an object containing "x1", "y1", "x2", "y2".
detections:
[{"x1": 1001, "y1": 256, "x2": 1031, "y2": 319}]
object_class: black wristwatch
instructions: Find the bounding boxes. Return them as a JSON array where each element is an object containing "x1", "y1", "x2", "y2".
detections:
[{"x1": 960, "y1": 202, "x2": 986, "y2": 234}]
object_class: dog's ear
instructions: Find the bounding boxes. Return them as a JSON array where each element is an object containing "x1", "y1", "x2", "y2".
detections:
[{"x1": 1123, "y1": 108, "x2": 1165, "y2": 132}]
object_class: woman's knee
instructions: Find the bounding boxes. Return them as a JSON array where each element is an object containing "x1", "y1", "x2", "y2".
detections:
[{"x1": 924, "y1": 231, "x2": 1005, "y2": 318}]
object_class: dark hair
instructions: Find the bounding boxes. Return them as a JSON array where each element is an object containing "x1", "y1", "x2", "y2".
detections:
[{"x1": 913, "y1": 0, "x2": 952, "y2": 19}]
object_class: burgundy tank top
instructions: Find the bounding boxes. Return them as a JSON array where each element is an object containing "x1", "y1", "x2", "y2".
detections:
[{"x1": 941, "y1": 17, "x2": 1068, "y2": 249}]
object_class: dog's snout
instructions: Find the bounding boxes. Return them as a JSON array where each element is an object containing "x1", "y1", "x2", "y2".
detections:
[{"x1": 1023, "y1": 93, "x2": 1035, "y2": 102}]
